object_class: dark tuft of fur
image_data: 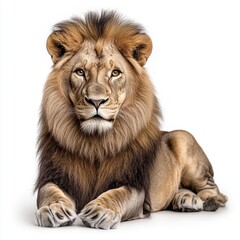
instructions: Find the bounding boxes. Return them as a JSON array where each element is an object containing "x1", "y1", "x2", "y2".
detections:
[
  {"x1": 54, "y1": 10, "x2": 145, "y2": 42},
  {"x1": 85, "y1": 11, "x2": 118, "y2": 37}
]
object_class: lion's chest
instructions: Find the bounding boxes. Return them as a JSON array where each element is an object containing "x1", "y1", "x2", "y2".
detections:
[
  {"x1": 64, "y1": 156, "x2": 129, "y2": 211},
  {"x1": 61, "y1": 141, "x2": 157, "y2": 212},
  {"x1": 79, "y1": 157, "x2": 127, "y2": 191}
]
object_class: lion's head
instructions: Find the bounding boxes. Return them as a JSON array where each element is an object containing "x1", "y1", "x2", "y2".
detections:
[{"x1": 41, "y1": 11, "x2": 160, "y2": 158}]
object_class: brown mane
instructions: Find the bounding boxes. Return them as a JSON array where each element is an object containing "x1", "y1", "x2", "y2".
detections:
[{"x1": 36, "y1": 11, "x2": 162, "y2": 214}]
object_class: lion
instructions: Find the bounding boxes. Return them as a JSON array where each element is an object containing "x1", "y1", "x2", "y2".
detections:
[{"x1": 35, "y1": 11, "x2": 227, "y2": 229}]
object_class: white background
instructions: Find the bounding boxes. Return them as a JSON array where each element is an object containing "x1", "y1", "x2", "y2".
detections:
[{"x1": 0, "y1": 0, "x2": 239, "y2": 239}]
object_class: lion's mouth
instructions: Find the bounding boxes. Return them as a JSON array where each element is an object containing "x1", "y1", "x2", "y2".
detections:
[{"x1": 89, "y1": 114, "x2": 113, "y2": 122}]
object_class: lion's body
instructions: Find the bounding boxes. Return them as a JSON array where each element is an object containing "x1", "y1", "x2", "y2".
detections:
[{"x1": 35, "y1": 11, "x2": 227, "y2": 229}]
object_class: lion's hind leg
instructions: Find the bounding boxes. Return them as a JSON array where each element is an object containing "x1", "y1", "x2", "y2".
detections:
[
  {"x1": 166, "y1": 130, "x2": 227, "y2": 212},
  {"x1": 176, "y1": 131, "x2": 228, "y2": 212},
  {"x1": 183, "y1": 147, "x2": 228, "y2": 212}
]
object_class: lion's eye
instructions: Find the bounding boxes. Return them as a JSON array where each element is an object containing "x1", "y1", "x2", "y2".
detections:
[
  {"x1": 75, "y1": 68, "x2": 85, "y2": 77},
  {"x1": 111, "y1": 69, "x2": 122, "y2": 77}
]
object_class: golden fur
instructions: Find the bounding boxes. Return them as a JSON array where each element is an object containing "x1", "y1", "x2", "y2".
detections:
[{"x1": 35, "y1": 11, "x2": 227, "y2": 229}]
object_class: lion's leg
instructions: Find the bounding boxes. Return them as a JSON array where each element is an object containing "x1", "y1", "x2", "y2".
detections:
[
  {"x1": 35, "y1": 183, "x2": 77, "y2": 227},
  {"x1": 79, "y1": 186, "x2": 145, "y2": 229},
  {"x1": 191, "y1": 170, "x2": 227, "y2": 211},
  {"x1": 169, "y1": 130, "x2": 227, "y2": 211}
]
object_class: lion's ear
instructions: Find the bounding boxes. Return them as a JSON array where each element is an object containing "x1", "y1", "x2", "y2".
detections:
[
  {"x1": 119, "y1": 34, "x2": 152, "y2": 67},
  {"x1": 130, "y1": 34, "x2": 152, "y2": 66},
  {"x1": 47, "y1": 32, "x2": 66, "y2": 63},
  {"x1": 46, "y1": 30, "x2": 83, "y2": 64}
]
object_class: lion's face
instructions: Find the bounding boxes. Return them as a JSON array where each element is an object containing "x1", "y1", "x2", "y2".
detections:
[
  {"x1": 45, "y1": 14, "x2": 154, "y2": 138},
  {"x1": 68, "y1": 41, "x2": 131, "y2": 134}
]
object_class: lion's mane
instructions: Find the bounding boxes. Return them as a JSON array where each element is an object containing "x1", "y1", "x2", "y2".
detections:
[{"x1": 36, "y1": 11, "x2": 162, "y2": 214}]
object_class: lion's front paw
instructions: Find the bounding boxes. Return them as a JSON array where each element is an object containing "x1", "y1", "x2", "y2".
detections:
[
  {"x1": 35, "y1": 201, "x2": 77, "y2": 227},
  {"x1": 79, "y1": 203, "x2": 121, "y2": 229}
]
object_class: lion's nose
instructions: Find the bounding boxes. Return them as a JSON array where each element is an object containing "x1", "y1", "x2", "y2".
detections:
[{"x1": 85, "y1": 97, "x2": 109, "y2": 108}]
